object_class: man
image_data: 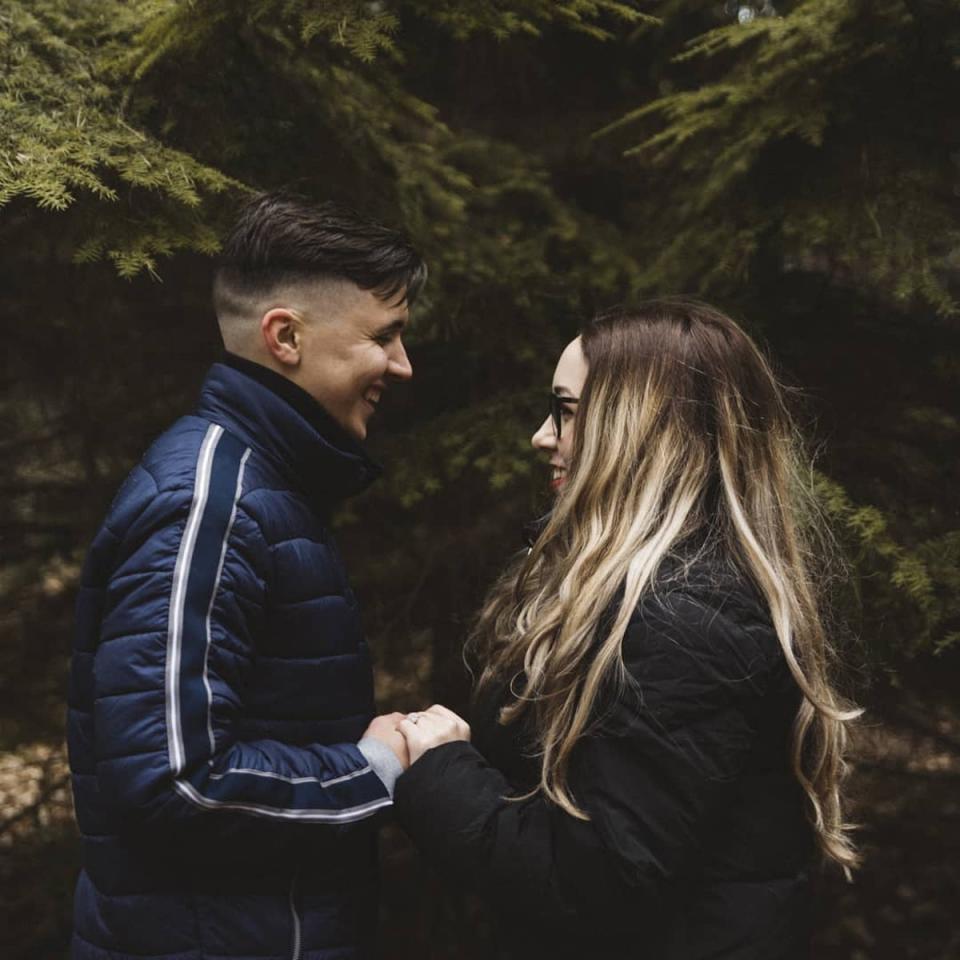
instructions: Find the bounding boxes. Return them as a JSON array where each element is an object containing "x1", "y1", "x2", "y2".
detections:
[{"x1": 66, "y1": 193, "x2": 424, "y2": 960}]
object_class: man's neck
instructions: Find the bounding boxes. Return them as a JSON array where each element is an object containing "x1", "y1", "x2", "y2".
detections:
[{"x1": 220, "y1": 352, "x2": 361, "y2": 454}]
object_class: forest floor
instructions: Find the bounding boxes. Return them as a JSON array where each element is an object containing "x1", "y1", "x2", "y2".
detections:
[
  {"x1": 810, "y1": 671, "x2": 960, "y2": 960},
  {"x1": 2, "y1": 669, "x2": 959, "y2": 959}
]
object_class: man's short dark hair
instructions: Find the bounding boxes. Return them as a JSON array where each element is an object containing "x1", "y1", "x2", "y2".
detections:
[{"x1": 213, "y1": 193, "x2": 427, "y2": 317}]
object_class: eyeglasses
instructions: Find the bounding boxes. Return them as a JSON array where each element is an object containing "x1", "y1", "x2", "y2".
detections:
[{"x1": 549, "y1": 394, "x2": 579, "y2": 439}]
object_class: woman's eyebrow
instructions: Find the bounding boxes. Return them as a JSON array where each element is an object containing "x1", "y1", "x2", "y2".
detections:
[{"x1": 552, "y1": 385, "x2": 577, "y2": 398}]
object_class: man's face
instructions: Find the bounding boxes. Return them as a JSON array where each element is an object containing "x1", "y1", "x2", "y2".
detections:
[{"x1": 292, "y1": 284, "x2": 413, "y2": 441}]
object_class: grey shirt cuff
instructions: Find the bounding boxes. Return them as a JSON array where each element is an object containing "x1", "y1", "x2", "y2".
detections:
[{"x1": 356, "y1": 737, "x2": 404, "y2": 798}]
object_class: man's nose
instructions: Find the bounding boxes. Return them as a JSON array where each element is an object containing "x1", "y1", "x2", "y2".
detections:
[
  {"x1": 387, "y1": 339, "x2": 413, "y2": 381},
  {"x1": 531, "y1": 415, "x2": 556, "y2": 451}
]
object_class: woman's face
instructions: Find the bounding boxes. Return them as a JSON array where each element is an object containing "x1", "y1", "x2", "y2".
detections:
[{"x1": 531, "y1": 336, "x2": 588, "y2": 493}]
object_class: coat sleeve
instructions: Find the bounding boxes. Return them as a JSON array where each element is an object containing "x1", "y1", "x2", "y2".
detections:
[
  {"x1": 393, "y1": 588, "x2": 783, "y2": 930},
  {"x1": 91, "y1": 427, "x2": 392, "y2": 850}
]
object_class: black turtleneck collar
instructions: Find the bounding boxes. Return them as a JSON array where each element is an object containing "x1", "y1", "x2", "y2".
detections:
[
  {"x1": 221, "y1": 351, "x2": 366, "y2": 458},
  {"x1": 198, "y1": 351, "x2": 382, "y2": 507}
]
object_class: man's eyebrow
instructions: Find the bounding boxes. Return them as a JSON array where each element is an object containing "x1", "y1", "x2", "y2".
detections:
[{"x1": 373, "y1": 317, "x2": 407, "y2": 336}]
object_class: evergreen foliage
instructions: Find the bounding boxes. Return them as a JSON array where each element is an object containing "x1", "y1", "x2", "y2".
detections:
[
  {"x1": 0, "y1": 0, "x2": 239, "y2": 276},
  {"x1": 403, "y1": 0, "x2": 654, "y2": 41},
  {"x1": 601, "y1": 0, "x2": 960, "y2": 316}
]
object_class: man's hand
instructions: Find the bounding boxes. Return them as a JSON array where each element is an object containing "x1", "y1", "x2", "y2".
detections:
[
  {"x1": 362, "y1": 712, "x2": 411, "y2": 770},
  {"x1": 397, "y1": 704, "x2": 471, "y2": 765}
]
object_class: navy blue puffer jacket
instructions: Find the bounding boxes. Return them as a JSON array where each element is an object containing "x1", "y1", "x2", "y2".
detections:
[{"x1": 68, "y1": 357, "x2": 394, "y2": 960}]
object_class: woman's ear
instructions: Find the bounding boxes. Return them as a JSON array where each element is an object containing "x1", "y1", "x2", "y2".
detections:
[{"x1": 260, "y1": 308, "x2": 303, "y2": 368}]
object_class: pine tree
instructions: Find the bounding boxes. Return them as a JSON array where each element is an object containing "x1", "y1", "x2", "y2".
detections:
[
  {"x1": 0, "y1": 0, "x2": 239, "y2": 277},
  {"x1": 601, "y1": 0, "x2": 960, "y2": 316},
  {"x1": 596, "y1": 0, "x2": 960, "y2": 657}
]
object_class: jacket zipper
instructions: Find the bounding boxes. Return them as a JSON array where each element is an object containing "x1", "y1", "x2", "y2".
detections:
[{"x1": 288, "y1": 874, "x2": 302, "y2": 960}]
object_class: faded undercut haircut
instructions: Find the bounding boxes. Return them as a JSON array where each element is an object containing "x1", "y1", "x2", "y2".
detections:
[{"x1": 213, "y1": 192, "x2": 427, "y2": 324}]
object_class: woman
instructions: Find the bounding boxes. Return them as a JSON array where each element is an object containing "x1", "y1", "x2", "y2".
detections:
[{"x1": 394, "y1": 299, "x2": 859, "y2": 959}]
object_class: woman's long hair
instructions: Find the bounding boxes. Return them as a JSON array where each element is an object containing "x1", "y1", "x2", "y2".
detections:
[{"x1": 470, "y1": 298, "x2": 860, "y2": 874}]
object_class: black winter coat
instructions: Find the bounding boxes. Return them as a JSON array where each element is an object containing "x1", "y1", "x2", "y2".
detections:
[{"x1": 394, "y1": 562, "x2": 815, "y2": 959}]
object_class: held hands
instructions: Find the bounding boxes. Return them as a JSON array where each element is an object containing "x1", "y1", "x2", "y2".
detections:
[
  {"x1": 362, "y1": 712, "x2": 411, "y2": 770},
  {"x1": 363, "y1": 704, "x2": 470, "y2": 770},
  {"x1": 398, "y1": 704, "x2": 471, "y2": 766},
  {"x1": 362, "y1": 705, "x2": 471, "y2": 771}
]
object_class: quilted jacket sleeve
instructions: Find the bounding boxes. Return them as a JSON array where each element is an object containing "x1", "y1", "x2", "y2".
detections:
[
  {"x1": 393, "y1": 588, "x2": 786, "y2": 931},
  {"x1": 92, "y1": 427, "x2": 392, "y2": 845}
]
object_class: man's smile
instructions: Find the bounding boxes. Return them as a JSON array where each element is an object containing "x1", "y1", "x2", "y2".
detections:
[{"x1": 363, "y1": 385, "x2": 384, "y2": 411}]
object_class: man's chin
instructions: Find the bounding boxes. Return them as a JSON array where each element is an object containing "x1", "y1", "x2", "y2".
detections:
[
  {"x1": 324, "y1": 411, "x2": 366, "y2": 443},
  {"x1": 346, "y1": 413, "x2": 369, "y2": 442},
  {"x1": 342, "y1": 422, "x2": 366, "y2": 442}
]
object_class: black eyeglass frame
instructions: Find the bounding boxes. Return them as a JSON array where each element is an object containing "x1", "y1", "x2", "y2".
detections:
[{"x1": 549, "y1": 394, "x2": 579, "y2": 439}]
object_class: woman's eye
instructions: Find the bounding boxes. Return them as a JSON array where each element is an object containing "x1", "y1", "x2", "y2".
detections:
[{"x1": 561, "y1": 407, "x2": 575, "y2": 420}]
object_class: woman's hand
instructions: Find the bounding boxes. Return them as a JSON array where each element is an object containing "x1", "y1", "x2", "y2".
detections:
[{"x1": 398, "y1": 704, "x2": 471, "y2": 765}]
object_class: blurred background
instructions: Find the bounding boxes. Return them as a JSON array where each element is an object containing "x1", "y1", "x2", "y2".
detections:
[{"x1": 2, "y1": 1, "x2": 959, "y2": 957}]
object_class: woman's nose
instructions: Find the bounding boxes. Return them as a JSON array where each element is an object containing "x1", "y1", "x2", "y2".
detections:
[{"x1": 531, "y1": 415, "x2": 556, "y2": 451}]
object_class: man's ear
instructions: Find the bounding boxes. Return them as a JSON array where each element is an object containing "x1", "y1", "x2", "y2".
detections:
[{"x1": 261, "y1": 308, "x2": 303, "y2": 368}]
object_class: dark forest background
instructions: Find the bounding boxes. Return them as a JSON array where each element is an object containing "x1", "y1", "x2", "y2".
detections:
[{"x1": 2, "y1": 1, "x2": 959, "y2": 957}]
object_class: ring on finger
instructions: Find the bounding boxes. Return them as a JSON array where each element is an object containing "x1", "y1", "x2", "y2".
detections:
[{"x1": 407, "y1": 713, "x2": 422, "y2": 725}]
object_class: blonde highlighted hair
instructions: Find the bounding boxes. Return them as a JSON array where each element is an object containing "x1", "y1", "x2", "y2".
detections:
[{"x1": 470, "y1": 298, "x2": 860, "y2": 874}]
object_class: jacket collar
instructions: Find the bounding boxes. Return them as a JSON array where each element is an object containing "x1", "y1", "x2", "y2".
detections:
[{"x1": 195, "y1": 356, "x2": 382, "y2": 507}]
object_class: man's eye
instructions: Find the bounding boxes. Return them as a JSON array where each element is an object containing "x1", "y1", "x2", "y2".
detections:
[{"x1": 373, "y1": 333, "x2": 393, "y2": 346}]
